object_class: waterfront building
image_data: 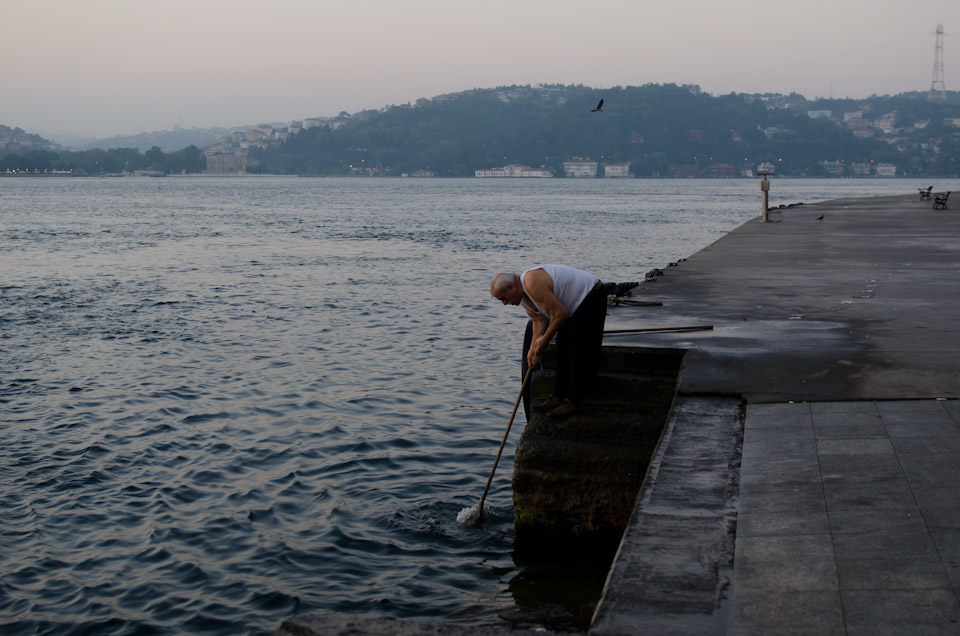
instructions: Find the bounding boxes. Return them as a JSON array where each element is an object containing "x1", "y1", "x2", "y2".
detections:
[
  {"x1": 206, "y1": 152, "x2": 248, "y2": 175},
  {"x1": 669, "y1": 164, "x2": 700, "y2": 178},
  {"x1": 603, "y1": 162, "x2": 632, "y2": 178},
  {"x1": 822, "y1": 160, "x2": 844, "y2": 176},
  {"x1": 475, "y1": 167, "x2": 507, "y2": 177},
  {"x1": 707, "y1": 163, "x2": 736, "y2": 178},
  {"x1": 563, "y1": 158, "x2": 598, "y2": 178},
  {"x1": 475, "y1": 163, "x2": 552, "y2": 177}
]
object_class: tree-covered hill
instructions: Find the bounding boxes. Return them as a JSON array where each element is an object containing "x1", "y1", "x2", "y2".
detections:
[
  {"x1": 5, "y1": 84, "x2": 959, "y2": 177},
  {"x1": 1, "y1": 125, "x2": 58, "y2": 153},
  {"x1": 251, "y1": 84, "x2": 960, "y2": 177}
]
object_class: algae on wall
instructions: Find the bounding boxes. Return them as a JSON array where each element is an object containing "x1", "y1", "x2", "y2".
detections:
[{"x1": 513, "y1": 346, "x2": 686, "y2": 557}]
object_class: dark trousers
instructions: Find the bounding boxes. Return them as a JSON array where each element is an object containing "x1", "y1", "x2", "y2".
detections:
[{"x1": 522, "y1": 284, "x2": 607, "y2": 418}]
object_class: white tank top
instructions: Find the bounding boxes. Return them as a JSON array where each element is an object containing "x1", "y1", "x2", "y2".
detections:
[{"x1": 520, "y1": 264, "x2": 598, "y2": 318}]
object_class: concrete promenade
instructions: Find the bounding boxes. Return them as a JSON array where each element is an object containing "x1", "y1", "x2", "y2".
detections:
[{"x1": 592, "y1": 193, "x2": 960, "y2": 634}]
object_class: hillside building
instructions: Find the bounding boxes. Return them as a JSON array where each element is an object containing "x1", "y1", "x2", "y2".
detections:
[{"x1": 875, "y1": 113, "x2": 898, "y2": 134}]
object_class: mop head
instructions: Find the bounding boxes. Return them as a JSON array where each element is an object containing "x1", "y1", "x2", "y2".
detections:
[{"x1": 456, "y1": 503, "x2": 484, "y2": 527}]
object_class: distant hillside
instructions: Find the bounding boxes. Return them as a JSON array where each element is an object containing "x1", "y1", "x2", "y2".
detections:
[
  {"x1": 2, "y1": 124, "x2": 228, "y2": 154},
  {"x1": 57, "y1": 127, "x2": 235, "y2": 153},
  {"x1": 1, "y1": 125, "x2": 58, "y2": 153},
  {"x1": 250, "y1": 84, "x2": 960, "y2": 177}
]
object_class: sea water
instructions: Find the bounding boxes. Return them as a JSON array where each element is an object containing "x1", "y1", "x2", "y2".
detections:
[{"x1": 1, "y1": 176, "x2": 952, "y2": 635}]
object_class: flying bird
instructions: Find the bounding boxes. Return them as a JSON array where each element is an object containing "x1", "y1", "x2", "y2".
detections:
[{"x1": 591, "y1": 99, "x2": 604, "y2": 112}]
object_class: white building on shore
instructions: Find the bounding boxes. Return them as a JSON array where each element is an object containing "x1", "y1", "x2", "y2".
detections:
[
  {"x1": 475, "y1": 163, "x2": 552, "y2": 177},
  {"x1": 603, "y1": 162, "x2": 632, "y2": 178},
  {"x1": 563, "y1": 158, "x2": 598, "y2": 177}
]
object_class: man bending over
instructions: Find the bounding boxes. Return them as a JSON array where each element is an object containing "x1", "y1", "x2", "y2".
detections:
[{"x1": 491, "y1": 264, "x2": 606, "y2": 418}]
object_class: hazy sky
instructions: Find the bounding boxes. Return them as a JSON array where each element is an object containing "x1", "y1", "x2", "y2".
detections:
[{"x1": 4, "y1": 0, "x2": 958, "y2": 139}]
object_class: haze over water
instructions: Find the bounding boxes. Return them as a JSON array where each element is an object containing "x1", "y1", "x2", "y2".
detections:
[{"x1": 1, "y1": 177, "x2": 950, "y2": 634}]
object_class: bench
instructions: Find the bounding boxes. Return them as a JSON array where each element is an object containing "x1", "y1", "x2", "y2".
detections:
[
  {"x1": 933, "y1": 191, "x2": 950, "y2": 210},
  {"x1": 919, "y1": 186, "x2": 933, "y2": 200}
]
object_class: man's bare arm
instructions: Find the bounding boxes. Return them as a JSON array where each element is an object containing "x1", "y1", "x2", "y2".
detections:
[{"x1": 523, "y1": 269, "x2": 569, "y2": 366}]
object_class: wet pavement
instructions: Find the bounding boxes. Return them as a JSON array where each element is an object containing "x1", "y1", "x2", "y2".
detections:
[
  {"x1": 593, "y1": 194, "x2": 960, "y2": 634},
  {"x1": 603, "y1": 194, "x2": 960, "y2": 402}
]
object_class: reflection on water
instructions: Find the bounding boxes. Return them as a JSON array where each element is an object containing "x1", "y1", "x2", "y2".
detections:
[
  {"x1": 506, "y1": 558, "x2": 612, "y2": 632},
  {"x1": 1, "y1": 177, "x2": 949, "y2": 635}
]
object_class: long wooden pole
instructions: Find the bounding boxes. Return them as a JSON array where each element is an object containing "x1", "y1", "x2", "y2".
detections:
[
  {"x1": 603, "y1": 325, "x2": 713, "y2": 334},
  {"x1": 477, "y1": 365, "x2": 534, "y2": 517}
]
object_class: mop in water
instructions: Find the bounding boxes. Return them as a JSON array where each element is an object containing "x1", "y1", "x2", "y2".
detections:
[{"x1": 458, "y1": 367, "x2": 532, "y2": 527}]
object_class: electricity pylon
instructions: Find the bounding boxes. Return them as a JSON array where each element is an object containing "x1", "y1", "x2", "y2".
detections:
[{"x1": 929, "y1": 24, "x2": 947, "y2": 101}]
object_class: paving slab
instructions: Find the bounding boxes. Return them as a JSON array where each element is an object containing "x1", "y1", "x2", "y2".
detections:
[{"x1": 840, "y1": 589, "x2": 960, "y2": 636}]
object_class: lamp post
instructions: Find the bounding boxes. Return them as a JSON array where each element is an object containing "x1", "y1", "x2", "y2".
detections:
[{"x1": 757, "y1": 168, "x2": 773, "y2": 222}]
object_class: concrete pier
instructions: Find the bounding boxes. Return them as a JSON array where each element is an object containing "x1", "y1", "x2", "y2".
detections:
[
  {"x1": 592, "y1": 193, "x2": 960, "y2": 634},
  {"x1": 278, "y1": 192, "x2": 960, "y2": 635}
]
